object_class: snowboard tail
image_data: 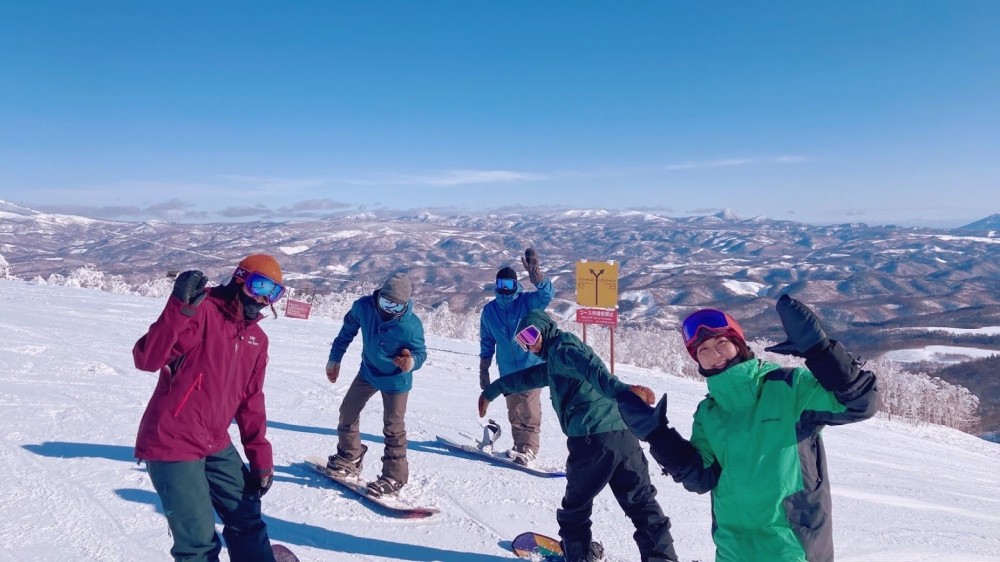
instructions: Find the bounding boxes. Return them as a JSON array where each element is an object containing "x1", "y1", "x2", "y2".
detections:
[
  {"x1": 271, "y1": 544, "x2": 300, "y2": 562},
  {"x1": 305, "y1": 456, "x2": 440, "y2": 519},
  {"x1": 436, "y1": 435, "x2": 566, "y2": 477}
]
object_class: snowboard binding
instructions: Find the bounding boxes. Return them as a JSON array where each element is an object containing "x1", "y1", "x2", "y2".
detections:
[{"x1": 478, "y1": 419, "x2": 502, "y2": 452}]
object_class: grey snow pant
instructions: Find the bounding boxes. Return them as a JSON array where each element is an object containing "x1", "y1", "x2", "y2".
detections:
[
  {"x1": 505, "y1": 388, "x2": 542, "y2": 454},
  {"x1": 337, "y1": 373, "x2": 409, "y2": 484},
  {"x1": 558, "y1": 430, "x2": 678, "y2": 562},
  {"x1": 146, "y1": 443, "x2": 275, "y2": 562}
]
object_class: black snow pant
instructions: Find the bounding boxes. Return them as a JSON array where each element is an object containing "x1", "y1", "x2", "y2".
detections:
[
  {"x1": 146, "y1": 444, "x2": 276, "y2": 562},
  {"x1": 558, "y1": 430, "x2": 678, "y2": 562}
]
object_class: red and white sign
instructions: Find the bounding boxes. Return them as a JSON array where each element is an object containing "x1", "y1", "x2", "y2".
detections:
[
  {"x1": 284, "y1": 299, "x2": 312, "y2": 320},
  {"x1": 576, "y1": 307, "x2": 618, "y2": 326}
]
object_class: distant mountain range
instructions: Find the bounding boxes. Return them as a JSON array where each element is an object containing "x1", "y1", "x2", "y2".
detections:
[{"x1": 3, "y1": 202, "x2": 1000, "y2": 357}]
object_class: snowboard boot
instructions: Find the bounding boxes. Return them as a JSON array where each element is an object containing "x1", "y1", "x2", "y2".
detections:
[
  {"x1": 507, "y1": 445, "x2": 537, "y2": 467},
  {"x1": 327, "y1": 444, "x2": 368, "y2": 478},
  {"x1": 561, "y1": 540, "x2": 605, "y2": 562},
  {"x1": 366, "y1": 475, "x2": 404, "y2": 498}
]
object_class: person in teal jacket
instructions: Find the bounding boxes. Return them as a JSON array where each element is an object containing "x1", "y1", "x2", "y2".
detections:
[
  {"x1": 324, "y1": 272, "x2": 427, "y2": 497},
  {"x1": 479, "y1": 310, "x2": 680, "y2": 562},
  {"x1": 618, "y1": 295, "x2": 880, "y2": 562},
  {"x1": 479, "y1": 247, "x2": 555, "y2": 464}
]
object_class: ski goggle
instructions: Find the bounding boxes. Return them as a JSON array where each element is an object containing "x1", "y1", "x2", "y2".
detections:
[
  {"x1": 680, "y1": 309, "x2": 743, "y2": 347},
  {"x1": 514, "y1": 324, "x2": 541, "y2": 351},
  {"x1": 378, "y1": 294, "x2": 407, "y2": 315},
  {"x1": 241, "y1": 271, "x2": 286, "y2": 303},
  {"x1": 496, "y1": 277, "x2": 517, "y2": 295}
]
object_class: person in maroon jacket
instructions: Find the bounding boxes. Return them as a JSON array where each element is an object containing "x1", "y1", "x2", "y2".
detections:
[{"x1": 133, "y1": 254, "x2": 285, "y2": 562}]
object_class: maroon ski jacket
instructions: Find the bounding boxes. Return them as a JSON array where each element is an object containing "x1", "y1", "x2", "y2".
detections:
[{"x1": 132, "y1": 289, "x2": 273, "y2": 473}]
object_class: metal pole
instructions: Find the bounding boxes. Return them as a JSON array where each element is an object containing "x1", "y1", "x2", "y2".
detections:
[{"x1": 610, "y1": 326, "x2": 615, "y2": 375}]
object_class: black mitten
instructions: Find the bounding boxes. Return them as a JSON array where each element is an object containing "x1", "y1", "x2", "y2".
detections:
[
  {"x1": 646, "y1": 426, "x2": 700, "y2": 475},
  {"x1": 172, "y1": 270, "x2": 208, "y2": 307},
  {"x1": 618, "y1": 391, "x2": 668, "y2": 441},
  {"x1": 765, "y1": 294, "x2": 829, "y2": 357},
  {"x1": 521, "y1": 248, "x2": 544, "y2": 285},
  {"x1": 245, "y1": 468, "x2": 273, "y2": 499}
]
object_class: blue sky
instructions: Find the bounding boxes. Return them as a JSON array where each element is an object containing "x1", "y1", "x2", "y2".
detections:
[{"x1": 1, "y1": 1, "x2": 997, "y2": 227}]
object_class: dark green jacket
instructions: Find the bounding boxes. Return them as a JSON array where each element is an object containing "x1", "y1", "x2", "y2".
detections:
[{"x1": 482, "y1": 310, "x2": 630, "y2": 437}]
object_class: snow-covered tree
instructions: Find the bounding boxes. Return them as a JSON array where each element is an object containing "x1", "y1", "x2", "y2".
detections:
[{"x1": 0, "y1": 252, "x2": 12, "y2": 279}]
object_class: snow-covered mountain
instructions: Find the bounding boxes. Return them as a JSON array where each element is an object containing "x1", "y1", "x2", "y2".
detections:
[
  {"x1": 3, "y1": 206, "x2": 1000, "y2": 357},
  {"x1": 2, "y1": 281, "x2": 999, "y2": 561}
]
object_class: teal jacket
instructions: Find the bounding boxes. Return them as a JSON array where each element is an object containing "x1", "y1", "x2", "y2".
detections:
[
  {"x1": 328, "y1": 291, "x2": 427, "y2": 393},
  {"x1": 483, "y1": 309, "x2": 630, "y2": 437},
  {"x1": 479, "y1": 277, "x2": 554, "y2": 376}
]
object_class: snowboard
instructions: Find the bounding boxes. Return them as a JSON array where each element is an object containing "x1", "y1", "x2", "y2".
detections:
[
  {"x1": 436, "y1": 435, "x2": 566, "y2": 478},
  {"x1": 272, "y1": 544, "x2": 300, "y2": 562},
  {"x1": 511, "y1": 531, "x2": 565, "y2": 561},
  {"x1": 305, "y1": 456, "x2": 440, "y2": 519}
]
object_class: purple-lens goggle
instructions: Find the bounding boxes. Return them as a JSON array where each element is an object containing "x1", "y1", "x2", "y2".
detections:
[
  {"x1": 514, "y1": 325, "x2": 541, "y2": 351},
  {"x1": 680, "y1": 309, "x2": 741, "y2": 347}
]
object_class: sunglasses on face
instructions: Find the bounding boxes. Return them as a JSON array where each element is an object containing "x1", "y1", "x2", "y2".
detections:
[
  {"x1": 378, "y1": 294, "x2": 407, "y2": 315},
  {"x1": 243, "y1": 272, "x2": 286, "y2": 304},
  {"x1": 514, "y1": 324, "x2": 541, "y2": 351},
  {"x1": 496, "y1": 277, "x2": 517, "y2": 294},
  {"x1": 680, "y1": 309, "x2": 734, "y2": 347}
]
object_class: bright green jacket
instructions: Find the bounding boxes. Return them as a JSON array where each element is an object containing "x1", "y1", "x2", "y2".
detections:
[{"x1": 674, "y1": 357, "x2": 879, "y2": 562}]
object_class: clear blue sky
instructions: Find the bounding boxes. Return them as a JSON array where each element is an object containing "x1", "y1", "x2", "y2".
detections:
[{"x1": 1, "y1": 1, "x2": 997, "y2": 226}]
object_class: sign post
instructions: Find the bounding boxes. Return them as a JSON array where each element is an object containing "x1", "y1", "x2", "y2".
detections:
[{"x1": 575, "y1": 260, "x2": 619, "y2": 373}]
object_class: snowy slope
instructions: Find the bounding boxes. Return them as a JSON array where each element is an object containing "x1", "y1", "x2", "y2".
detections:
[{"x1": 1, "y1": 280, "x2": 999, "y2": 562}]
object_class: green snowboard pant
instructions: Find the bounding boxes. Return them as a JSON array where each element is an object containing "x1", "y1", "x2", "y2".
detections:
[{"x1": 147, "y1": 444, "x2": 276, "y2": 562}]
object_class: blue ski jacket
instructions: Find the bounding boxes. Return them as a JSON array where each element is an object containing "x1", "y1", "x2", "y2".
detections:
[
  {"x1": 479, "y1": 277, "x2": 554, "y2": 376},
  {"x1": 328, "y1": 290, "x2": 427, "y2": 393}
]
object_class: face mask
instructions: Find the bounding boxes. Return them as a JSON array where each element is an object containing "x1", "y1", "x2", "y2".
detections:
[{"x1": 239, "y1": 291, "x2": 265, "y2": 320}]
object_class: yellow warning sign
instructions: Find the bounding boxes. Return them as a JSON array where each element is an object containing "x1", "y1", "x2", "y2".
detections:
[{"x1": 575, "y1": 260, "x2": 619, "y2": 308}]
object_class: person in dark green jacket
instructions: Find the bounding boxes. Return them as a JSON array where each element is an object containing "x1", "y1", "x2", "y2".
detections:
[
  {"x1": 618, "y1": 295, "x2": 880, "y2": 562},
  {"x1": 478, "y1": 310, "x2": 680, "y2": 562}
]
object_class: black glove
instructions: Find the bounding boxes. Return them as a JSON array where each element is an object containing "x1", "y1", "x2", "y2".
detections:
[
  {"x1": 172, "y1": 270, "x2": 208, "y2": 307},
  {"x1": 245, "y1": 468, "x2": 273, "y2": 499},
  {"x1": 618, "y1": 390, "x2": 669, "y2": 441},
  {"x1": 521, "y1": 248, "x2": 544, "y2": 286},
  {"x1": 764, "y1": 294, "x2": 830, "y2": 358},
  {"x1": 479, "y1": 357, "x2": 492, "y2": 391}
]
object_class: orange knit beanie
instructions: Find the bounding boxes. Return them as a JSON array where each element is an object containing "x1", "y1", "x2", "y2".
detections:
[{"x1": 234, "y1": 254, "x2": 283, "y2": 284}]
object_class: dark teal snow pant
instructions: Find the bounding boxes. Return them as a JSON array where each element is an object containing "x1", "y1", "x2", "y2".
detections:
[{"x1": 147, "y1": 444, "x2": 276, "y2": 562}]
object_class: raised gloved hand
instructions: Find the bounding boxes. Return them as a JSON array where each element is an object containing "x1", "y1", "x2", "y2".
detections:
[
  {"x1": 618, "y1": 389, "x2": 669, "y2": 441},
  {"x1": 245, "y1": 468, "x2": 273, "y2": 499},
  {"x1": 326, "y1": 361, "x2": 340, "y2": 383},
  {"x1": 521, "y1": 248, "x2": 544, "y2": 286},
  {"x1": 478, "y1": 393, "x2": 491, "y2": 418},
  {"x1": 479, "y1": 357, "x2": 492, "y2": 391},
  {"x1": 172, "y1": 270, "x2": 208, "y2": 307},
  {"x1": 393, "y1": 349, "x2": 415, "y2": 372},
  {"x1": 765, "y1": 294, "x2": 830, "y2": 358}
]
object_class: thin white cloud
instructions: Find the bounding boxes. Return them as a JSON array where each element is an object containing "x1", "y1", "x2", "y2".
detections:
[
  {"x1": 393, "y1": 169, "x2": 549, "y2": 187},
  {"x1": 661, "y1": 155, "x2": 810, "y2": 171}
]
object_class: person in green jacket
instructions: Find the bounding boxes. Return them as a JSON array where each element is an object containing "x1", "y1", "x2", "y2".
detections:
[
  {"x1": 618, "y1": 295, "x2": 881, "y2": 562},
  {"x1": 478, "y1": 310, "x2": 680, "y2": 562}
]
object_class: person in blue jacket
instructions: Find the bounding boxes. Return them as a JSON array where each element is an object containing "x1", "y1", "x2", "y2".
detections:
[
  {"x1": 324, "y1": 271, "x2": 427, "y2": 497},
  {"x1": 479, "y1": 248, "x2": 554, "y2": 465}
]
